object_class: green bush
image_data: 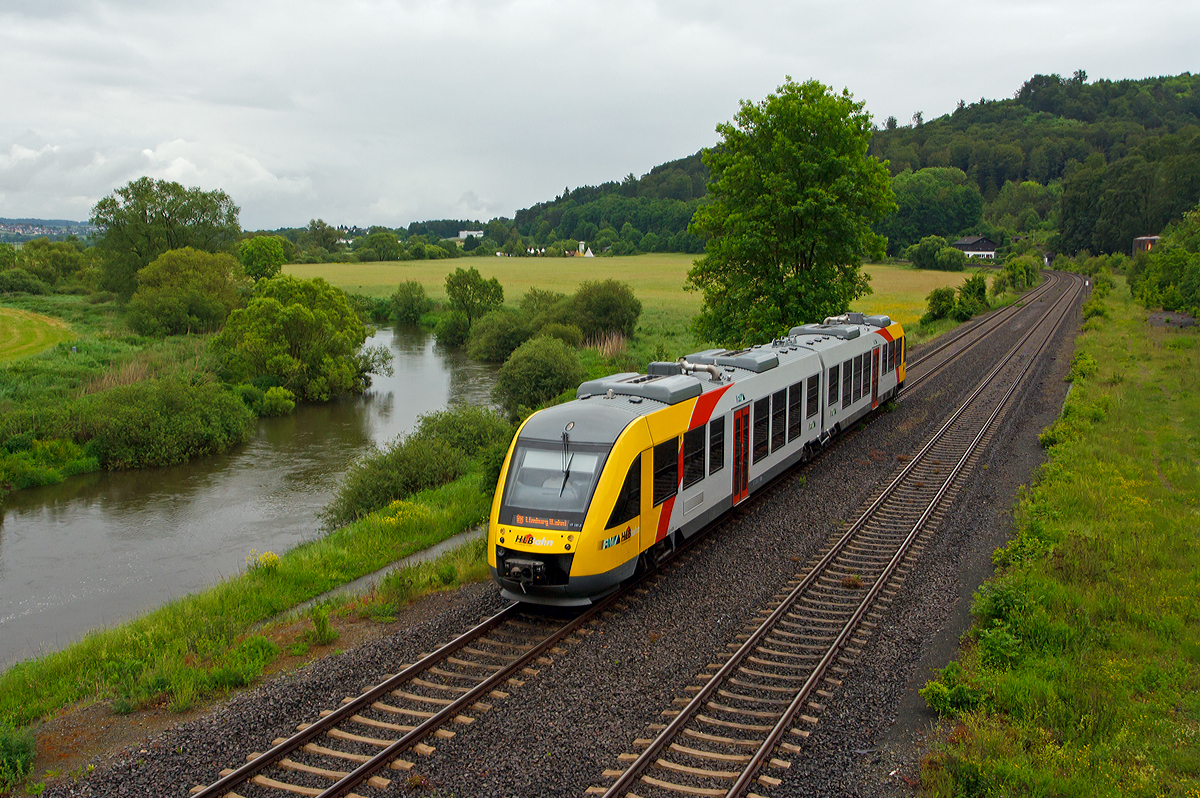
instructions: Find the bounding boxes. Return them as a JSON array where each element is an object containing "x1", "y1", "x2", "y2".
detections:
[
  {"x1": 84, "y1": 378, "x2": 254, "y2": 468},
  {"x1": 492, "y1": 336, "x2": 585, "y2": 420},
  {"x1": 238, "y1": 236, "x2": 287, "y2": 281},
  {"x1": 126, "y1": 247, "x2": 248, "y2": 336},
  {"x1": 920, "y1": 662, "x2": 982, "y2": 717},
  {"x1": 478, "y1": 439, "x2": 512, "y2": 494},
  {"x1": 434, "y1": 311, "x2": 470, "y2": 347},
  {"x1": 935, "y1": 246, "x2": 968, "y2": 272},
  {"x1": 411, "y1": 405, "x2": 513, "y2": 457},
  {"x1": 537, "y1": 322, "x2": 583, "y2": 347},
  {"x1": 0, "y1": 268, "x2": 51, "y2": 295},
  {"x1": 260, "y1": 386, "x2": 296, "y2": 416},
  {"x1": 905, "y1": 235, "x2": 948, "y2": 270},
  {"x1": 322, "y1": 436, "x2": 467, "y2": 528},
  {"x1": 233, "y1": 382, "x2": 265, "y2": 413},
  {"x1": 391, "y1": 280, "x2": 433, "y2": 325},
  {"x1": 466, "y1": 309, "x2": 532, "y2": 362},
  {"x1": 570, "y1": 279, "x2": 642, "y2": 340},
  {"x1": 922, "y1": 286, "x2": 957, "y2": 323},
  {"x1": 1082, "y1": 297, "x2": 1108, "y2": 320},
  {"x1": 211, "y1": 275, "x2": 370, "y2": 401},
  {"x1": 0, "y1": 723, "x2": 35, "y2": 786}
]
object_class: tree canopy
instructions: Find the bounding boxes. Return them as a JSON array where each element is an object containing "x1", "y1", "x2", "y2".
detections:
[
  {"x1": 210, "y1": 275, "x2": 372, "y2": 401},
  {"x1": 687, "y1": 78, "x2": 895, "y2": 345},
  {"x1": 91, "y1": 177, "x2": 241, "y2": 301},
  {"x1": 127, "y1": 247, "x2": 249, "y2": 336},
  {"x1": 239, "y1": 235, "x2": 288, "y2": 280},
  {"x1": 445, "y1": 266, "x2": 503, "y2": 325}
]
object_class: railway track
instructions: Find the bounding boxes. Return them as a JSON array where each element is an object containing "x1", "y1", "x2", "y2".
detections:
[
  {"x1": 189, "y1": 273, "x2": 1078, "y2": 798},
  {"x1": 188, "y1": 596, "x2": 623, "y2": 798},
  {"x1": 900, "y1": 270, "x2": 1062, "y2": 395},
  {"x1": 588, "y1": 271, "x2": 1083, "y2": 798}
]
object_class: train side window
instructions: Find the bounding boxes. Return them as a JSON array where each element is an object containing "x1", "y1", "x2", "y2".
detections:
[
  {"x1": 853, "y1": 354, "x2": 863, "y2": 401},
  {"x1": 828, "y1": 364, "x2": 840, "y2": 406},
  {"x1": 682, "y1": 427, "x2": 705, "y2": 489},
  {"x1": 787, "y1": 382, "x2": 803, "y2": 442},
  {"x1": 805, "y1": 374, "x2": 819, "y2": 419},
  {"x1": 652, "y1": 439, "x2": 678, "y2": 506},
  {"x1": 889, "y1": 340, "x2": 896, "y2": 373},
  {"x1": 709, "y1": 417, "x2": 725, "y2": 475},
  {"x1": 841, "y1": 359, "x2": 852, "y2": 408},
  {"x1": 752, "y1": 397, "x2": 770, "y2": 463},
  {"x1": 606, "y1": 454, "x2": 642, "y2": 528},
  {"x1": 771, "y1": 389, "x2": 787, "y2": 452}
]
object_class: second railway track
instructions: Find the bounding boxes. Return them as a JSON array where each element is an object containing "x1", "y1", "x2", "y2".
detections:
[{"x1": 588, "y1": 271, "x2": 1084, "y2": 798}]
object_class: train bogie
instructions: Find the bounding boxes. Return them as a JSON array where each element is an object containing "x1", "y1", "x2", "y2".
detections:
[{"x1": 488, "y1": 312, "x2": 906, "y2": 606}]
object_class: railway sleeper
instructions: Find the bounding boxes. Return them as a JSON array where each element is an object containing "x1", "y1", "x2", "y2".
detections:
[{"x1": 269, "y1": 738, "x2": 415, "y2": 771}]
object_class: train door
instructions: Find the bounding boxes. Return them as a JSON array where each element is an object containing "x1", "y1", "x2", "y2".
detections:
[
  {"x1": 732, "y1": 406, "x2": 750, "y2": 505},
  {"x1": 870, "y1": 347, "x2": 880, "y2": 410}
]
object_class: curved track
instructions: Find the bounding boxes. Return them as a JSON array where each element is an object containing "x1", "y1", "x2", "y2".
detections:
[{"x1": 588, "y1": 271, "x2": 1083, "y2": 798}]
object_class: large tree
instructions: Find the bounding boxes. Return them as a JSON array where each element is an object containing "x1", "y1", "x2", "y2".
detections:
[
  {"x1": 91, "y1": 177, "x2": 241, "y2": 301},
  {"x1": 445, "y1": 266, "x2": 503, "y2": 325},
  {"x1": 687, "y1": 78, "x2": 895, "y2": 346}
]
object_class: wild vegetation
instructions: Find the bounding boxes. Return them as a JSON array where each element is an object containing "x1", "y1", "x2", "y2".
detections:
[{"x1": 919, "y1": 280, "x2": 1200, "y2": 796}]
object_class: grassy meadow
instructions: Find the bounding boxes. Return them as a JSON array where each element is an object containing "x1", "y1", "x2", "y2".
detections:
[
  {"x1": 0, "y1": 307, "x2": 74, "y2": 362},
  {"x1": 920, "y1": 280, "x2": 1200, "y2": 796},
  {"x1": 286, "y1": 253, "x2": 973, "y2": 331}
]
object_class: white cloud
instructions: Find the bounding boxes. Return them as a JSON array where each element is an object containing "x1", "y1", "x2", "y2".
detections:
[{"x1": 1, "y1": 0, "x2": 1198, "y2": 227}]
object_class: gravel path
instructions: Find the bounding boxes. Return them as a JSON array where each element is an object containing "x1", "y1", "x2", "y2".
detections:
[{"x1": 43, "y1": 294, "x2": 1078, "y2": 798}]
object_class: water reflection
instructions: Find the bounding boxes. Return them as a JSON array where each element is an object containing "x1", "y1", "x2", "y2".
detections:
[{"x1": 0, "y1": 327, "x2": 497, "y2": 668}]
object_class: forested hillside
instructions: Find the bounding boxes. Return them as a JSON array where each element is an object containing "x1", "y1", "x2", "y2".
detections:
[{"x1": 870, "y1": 71, "x2": 1200, "y2": 255}]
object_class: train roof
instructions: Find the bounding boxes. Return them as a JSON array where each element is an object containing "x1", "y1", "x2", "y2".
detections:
[{"x1": 520, "y1": 313, "x2": 901, "y2": 442}]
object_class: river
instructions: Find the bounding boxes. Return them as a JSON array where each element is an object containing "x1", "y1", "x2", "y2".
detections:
[{"x1": 0, "y1": 327, "x2": 498, "y2": 669}]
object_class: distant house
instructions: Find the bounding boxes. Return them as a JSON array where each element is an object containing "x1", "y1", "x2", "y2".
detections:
[
  {"x1": 458, "y1": 230, "x2": 484, "y2": 240},
  {"x1": 951, "y1": 236, "x2": 997, "y2": 259},
  {"x1": 1133, "y1": 235, "x2": 1160, "y2": 255}
]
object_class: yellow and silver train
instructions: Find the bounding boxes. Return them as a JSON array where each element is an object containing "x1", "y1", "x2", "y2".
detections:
[{"x1": 488, "y1": 313, "x2": 906, "y2": 606}]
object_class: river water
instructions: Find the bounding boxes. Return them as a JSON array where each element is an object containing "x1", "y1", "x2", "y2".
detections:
[{"x1": 0, "y1": 327, "x2": 498, "y2": 669}]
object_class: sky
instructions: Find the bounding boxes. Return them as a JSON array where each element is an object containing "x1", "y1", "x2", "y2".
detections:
[{"x1": 2, "y1": 0, "x2": 1197, "y2": 231}]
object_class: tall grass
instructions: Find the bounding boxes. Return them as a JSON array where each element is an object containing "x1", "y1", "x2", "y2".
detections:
[{"x1": 920, "y1": 279, "x2": 1200, "y2": 796}]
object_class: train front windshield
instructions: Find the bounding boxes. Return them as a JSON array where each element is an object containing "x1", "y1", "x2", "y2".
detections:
[{"x1": 499, "y1": 441, "x2": 610, "y2": 531}]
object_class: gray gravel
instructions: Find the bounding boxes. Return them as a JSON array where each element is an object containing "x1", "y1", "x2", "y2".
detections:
[{"x1": 45, "y1": 287, "x2": 1079, "y2": 798}]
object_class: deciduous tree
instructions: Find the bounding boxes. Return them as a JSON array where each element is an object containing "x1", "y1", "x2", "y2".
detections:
[
  {"x1": 445, "y1": 266, "x2": 503, "y2": 325},
  {"x1": 91, "y1": 177, "x2": 241, "y2": 301},
  {"x1": 687, "y1": 78, "x2": 895, "y2": 345}
]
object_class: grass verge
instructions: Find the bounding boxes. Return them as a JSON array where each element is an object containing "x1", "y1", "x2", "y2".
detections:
[
  {"x1": 0, "y1": 474, "x2": 492, "y2": 728},
  {"x1": 919, "y1": 279, "x2": 1200, "y2": 796}
]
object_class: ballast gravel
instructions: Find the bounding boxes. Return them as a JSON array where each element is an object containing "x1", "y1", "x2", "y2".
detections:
[{"x1": 43, "y1": 290, "x2": 1079, "y2": 798}]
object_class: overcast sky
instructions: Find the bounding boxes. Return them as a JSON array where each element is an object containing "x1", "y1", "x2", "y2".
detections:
[{"x1": 2, "y1": 0, "x2": 1196, "y2": 230}]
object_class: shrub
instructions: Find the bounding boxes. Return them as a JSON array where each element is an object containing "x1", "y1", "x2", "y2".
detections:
[
  {"x1": 935, "y1": 246, "x2": 968, "y2": 272},
  {"x1": 990, "y1": 273, "x2": 1009, "y2": 296},
  {"x1": 538, "y1": 322, "x2": 583, "y2": 347},
  {"x1": 492, "y1": 336, "x2": 585, "y2": 420},
  {"x1": 466, "y1": 309, "x2": 532, "y2": 362},
  {"x1": 445, "y1": 266, "x2": 503, "y2": 325},
  {"x1": 126, "y1": 247, "x2": 249, "y2": 336},
  {"x1": 434, "y1": 311, "x2": 470, "y2": 347},
  {"x1": 0, "y1": 723, "x2": 35, "y2": 786},
  {"x1": 905, "y1": 236, "x2": 948, "y2": 270},
  {"x1": 83, "y1": 378, "x2": 254, "y2": 469},
  {"x1": 0, "y1": 267, "x2": 51, "y2": 295},
  {"x1": 1082, "y1": 297, "x2": 1108, "y2": 320},
  {"x1": 211, "y1": 275, "x2": 371, "y2": 401},
  {"x1": 411, "y1": 405, "x2": 513, "y2": 457},
  {"x1": 322, "y1": 436, "x2": 467, "y2": 528},
  {"x1": 391, "y1": 280, "x2": 433, "y2": 325},
  {"x1": 260, "y1": 386, "x2": 296, "y2": 416},
  {"x1": 519, "y1": 287, "x2": 568, "y2": 316},
  {"x1": 233, "y1": 383, "x2": 265, "y2": 413},
  {"x1": 922, "y1": 287, "x2": 957, "y2": 323},
  {"x1": 570, "y1": 279, "x2": 642, "y2": 339},
  {"x1": 478, "y1": 439, "x2": 512, "y2": 494}
]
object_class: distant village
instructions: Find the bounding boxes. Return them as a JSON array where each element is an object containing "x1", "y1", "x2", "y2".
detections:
[{"x1": 0, "y1": 218, "x2": 96, "y2": 244}]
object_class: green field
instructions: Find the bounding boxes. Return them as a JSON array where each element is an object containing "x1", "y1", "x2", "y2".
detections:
[
  {"x1": 285, "y1": 254, "x2": 972, "y2": 329},
  {"x1": 0, "y1": 307, "x2": 74, "y2": 362}
]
